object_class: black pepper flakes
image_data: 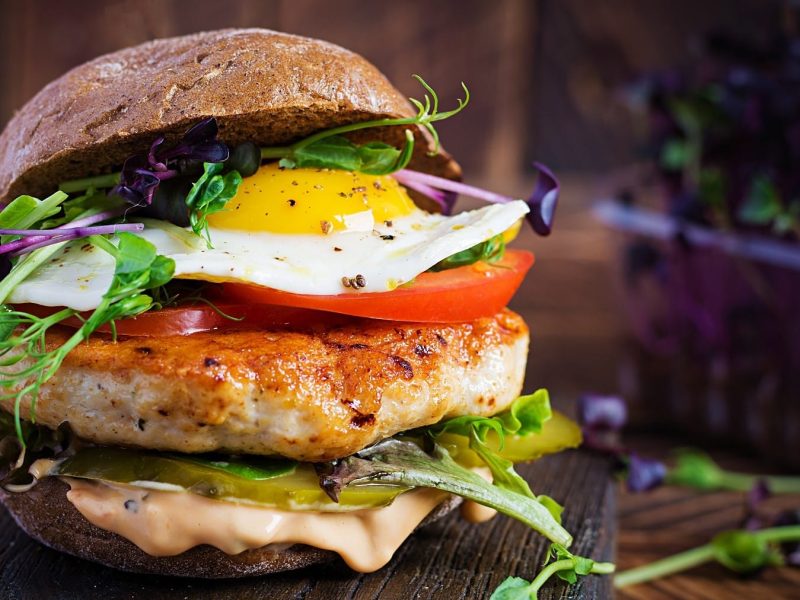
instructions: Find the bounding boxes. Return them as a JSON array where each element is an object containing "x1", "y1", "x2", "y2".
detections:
[
  {"x1": 380, "y1": 234, "x2": 395, "y2": 241},
  {"x1": 288, "y1": 199, "x2": 296, "y2": 206},
  {"x1": 333, "y1": 247, "x2": 342, "y2": 252},
  {"x1": 341, "y1": 274, "x2": 367, "y2": 289}
]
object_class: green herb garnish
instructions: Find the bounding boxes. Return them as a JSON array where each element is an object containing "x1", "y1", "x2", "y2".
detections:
[
  {"x1": 426, "y1": 390, "x2": 553, "y2": 499},
  {"x1": 320, "y1": 437, "x2": 572, "y2": 547},
  {"x1": 429, "y1": 234, "x2": 506, "y2": 272},
  {"x1": 261, "y1": 76, "x2": 469, "y2": 174},
  {"x1": 614, "y1": 526, "x2": 800, "y2": 588},
  {"x1": 184, "y1": 162, "x2": 243, "y2": 246},
  {"x1": 491, "y1": 545, "x2": 614, "y2": 599},
  {"x1": 0, "y1": 232, "x2": 174, "y2": 442}
]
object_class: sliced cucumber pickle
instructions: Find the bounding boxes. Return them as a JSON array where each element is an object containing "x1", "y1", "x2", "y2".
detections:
[
  {"x1": 440, "y1": 410, "x2": 582, "y2": 468},
  {"x1": 52, "y1": 447, "x2": 408, "y2": 511}
]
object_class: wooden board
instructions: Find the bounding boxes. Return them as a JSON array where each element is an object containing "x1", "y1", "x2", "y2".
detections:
[
  {"x1": 0, "y1": 450, "x2": 614, "y2": 599},
  {"x1": 617, "y1": 433, "x2": 800, "y2": 599}
]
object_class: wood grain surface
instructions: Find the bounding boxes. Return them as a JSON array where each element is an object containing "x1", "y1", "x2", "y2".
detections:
[
  {"x1": 617, "y1": 434, "x2": 800, "y2": 600},
  {"x1": 0, "y1": 450, "x2": 614, "y2": 600}
]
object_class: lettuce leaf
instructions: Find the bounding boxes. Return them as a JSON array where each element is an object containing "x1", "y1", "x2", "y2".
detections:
[{"x1": 318, "y1": 438, "x2": 572, "y2": 547}]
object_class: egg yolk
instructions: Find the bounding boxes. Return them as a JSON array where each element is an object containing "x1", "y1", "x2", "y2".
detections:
[{"x1": 206, "y1": 163, "x2": 417, "y2": 234}]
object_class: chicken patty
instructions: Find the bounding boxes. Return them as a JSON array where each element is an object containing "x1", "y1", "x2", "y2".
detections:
[{"x1": 3, "y1": 310, "x2": 529, "y2": 460}]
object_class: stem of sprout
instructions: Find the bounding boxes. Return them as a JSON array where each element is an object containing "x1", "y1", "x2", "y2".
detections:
[
  {"x1": 614, "y1": 526, "x2": 800, "y2": 588},
  {"x1": 59, "y1": 173, "x2": 120, "y2": 194}
]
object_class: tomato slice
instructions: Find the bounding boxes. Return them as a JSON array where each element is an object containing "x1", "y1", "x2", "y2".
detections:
[
  {"x1": 15, "y1": 250, "x2": 533, "y2": 335},
  {"x1": 14, "y1": 302, "x2": 350, "y2": 337},
  {"x1": 218, "y1": 250, "x2": 534, "y2": 323}
]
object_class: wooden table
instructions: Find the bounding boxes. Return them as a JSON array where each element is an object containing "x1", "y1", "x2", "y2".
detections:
[
  {"x1": 617, "y1": 433, "x2": 800, "y2": 599},
  {"x1": 0, "y1": 450, "x2": 614, "y2": 599}
]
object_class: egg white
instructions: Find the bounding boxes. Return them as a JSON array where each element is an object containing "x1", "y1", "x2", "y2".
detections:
[{"x1": 9, "y1": 200, "x2": 529, "y2": 312}]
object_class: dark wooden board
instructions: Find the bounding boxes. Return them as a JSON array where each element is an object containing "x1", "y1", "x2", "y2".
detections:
[
  {"x1": 0, "y1": 450, "x2": 614, "y2": 599},
  {"x1": 618, "y1": 433, "x2": 800, "y2": 600}
]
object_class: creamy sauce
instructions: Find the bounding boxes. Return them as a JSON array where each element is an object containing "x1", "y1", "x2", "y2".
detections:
[
  {"x1": 461, "y1": 467, "x2": 498, "y2": 524},
  {"x1": 63, "y1": 477, "x2": 446, "y2": 572},
  {"x1": 460, "y1": 500, "x2": 498, "y2": 524}
]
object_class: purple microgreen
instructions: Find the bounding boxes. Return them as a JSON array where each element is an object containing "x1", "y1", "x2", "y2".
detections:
[
  {"x1": 396, "y1": 176, "x2": 458, "y2": 214},
  {"x1": 742, "y1": 478, "x2": 771, "y2": 530},
  {"x1": 392, "y1": 163, "x2": 559, "y2": 235},
  {"x1": 0, "y1": 209, "x2": 130, "y2": 256},
  {"x1": 626, "y1": 453, "x2": 668, "y2": 493},
  {"x1": 110, "y1": 118, "x2": 229, "y2": 208},
  {"x1": 577, "y1": 394, "x2": 628, "y2": 455},
  {"x1": 7, "y1": 223, "x2": 144, "y2": 257},
  {"x1": 577, "y1": 394, "x2": 628, "y2": 431},
  {"x1": 527, "y1": 162, "x2": 559, "y2": 236}
]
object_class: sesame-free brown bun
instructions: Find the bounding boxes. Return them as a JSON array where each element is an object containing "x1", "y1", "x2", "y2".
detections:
[
  {"x1": 0, "y1": 28, "x2": 460, "y2": 205},
  {"x1": 0, "y1": 478, "x2": 461, "y2": 578}
]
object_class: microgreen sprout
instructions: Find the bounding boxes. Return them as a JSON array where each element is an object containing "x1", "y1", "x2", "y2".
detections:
[
  {"x1": 614, "y1": 525, "x2": 800, "y2": 588},
  {"x1": 0, "y1": 233, "x2": 174, "y2": 443},
  {"x1": 260, "y1": 76, "x2": 469, "y2": 173},
  {"x1": 491, "y1": 545, "x2": 615, "y2": 599}
]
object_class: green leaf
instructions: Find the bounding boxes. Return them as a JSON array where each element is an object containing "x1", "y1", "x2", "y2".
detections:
[
  {"x1": 739, "y1": 176, "x2": 782, "y2": 225},
  {"x1": 185, "y1": 162, "x2": 242, "y2": 245},
  {"x1": 666, "y1": 450, "x2": 724, "y2": 489},
  {"x1": 261, "y1": 76, "x2": 469, "y2": 171},
  {"x1": 0, "y1": 306, "x2": 16, "y2": 342},
  {"x1": 355, "y1": 142, "x2": 401, "y2": 173},
  {"x1": 711, "y1": 530, "x2": 773, "y2": 574},
  {"x1": 113, "y1": 232, "x2": 158, "y2": 276},
  {"x1": 537, "y1": 495, "x2": 565, "y2": 522},
  {"x1": 429, "y1": 234, "x2": 506, "y2": 272},
  {"x1": 469, "y1": 428, "x2": 535, "y2": 497},
  {"x1": 292, "y1": 136, "x2": 362, "y2": 171},
  {"x1": 0, "y1": 192, "x2": 67, "y2": 231},
  {"x1": 426, "y1": 391, "x2": 556, "y2": 501},
  {"x1": 489, "y1": 577, "x2": 533, "y2": 600},
  {"x1": 358, "y1": 129, "x2": 416, "y2": 175},
  {"x1": 497, "y1": 389, "x2": 552, "y2": 436},
  {"x1": 330, "y1": 439, "x2": 573, "y2": 547}
]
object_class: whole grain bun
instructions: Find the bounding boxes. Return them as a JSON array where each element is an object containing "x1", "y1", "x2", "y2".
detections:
[
  {"x1": 0, "y1": 477, "x2": 461, "y2": 578},
  {"x1": 0, "y1": 28, "x2": 461, "y2": 207}
]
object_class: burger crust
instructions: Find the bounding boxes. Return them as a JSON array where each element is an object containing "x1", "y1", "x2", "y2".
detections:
[
  {"x1": 3, "y1": 310, "x2": 529, "y2": 461},
  {"x1": 0, "y1": 477, "x2": 461, "y2": 578},
  {"x1": 0, "y1": 28, "x2": 460, "y2": 206}
]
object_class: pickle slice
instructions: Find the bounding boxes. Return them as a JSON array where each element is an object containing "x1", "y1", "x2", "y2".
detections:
[
  {"x1": 52, "y1": 447, "x2": 407, "y2": 511},
  {"x1": 438, "y1": 410, "x2": 583, "y2": 468}
]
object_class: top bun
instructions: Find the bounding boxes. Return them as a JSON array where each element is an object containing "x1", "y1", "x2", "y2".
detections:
[{"x1": 0, "y1": 28, "x2": 460, "y2": 205}]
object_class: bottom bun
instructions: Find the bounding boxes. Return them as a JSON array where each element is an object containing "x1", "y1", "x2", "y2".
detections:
[{"x1": 0, "y1": 477, "x2": 460, "y2": 578}]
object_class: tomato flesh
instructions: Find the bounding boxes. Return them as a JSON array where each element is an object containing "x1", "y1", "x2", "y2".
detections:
[
  {"x1": 14, "y1": 303, "x2": 350, "y2": 337},
  {"x1": 219, "y1": 250, "x2": 534, "y2": 323}
]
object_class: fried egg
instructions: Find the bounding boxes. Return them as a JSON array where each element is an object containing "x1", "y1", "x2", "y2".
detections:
[{"x1": 9, "y1": 164, "x2": 529, "y2": 311}]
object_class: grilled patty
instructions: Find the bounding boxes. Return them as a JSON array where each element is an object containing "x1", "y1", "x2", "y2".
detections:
[{"x1": 3, "y1": 310, "x2": 528, "y2": 460}]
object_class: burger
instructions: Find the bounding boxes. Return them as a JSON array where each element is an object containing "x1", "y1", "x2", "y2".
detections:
[{"x1": 0, "y1": 29, "x2": 583, "y2": 580}]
